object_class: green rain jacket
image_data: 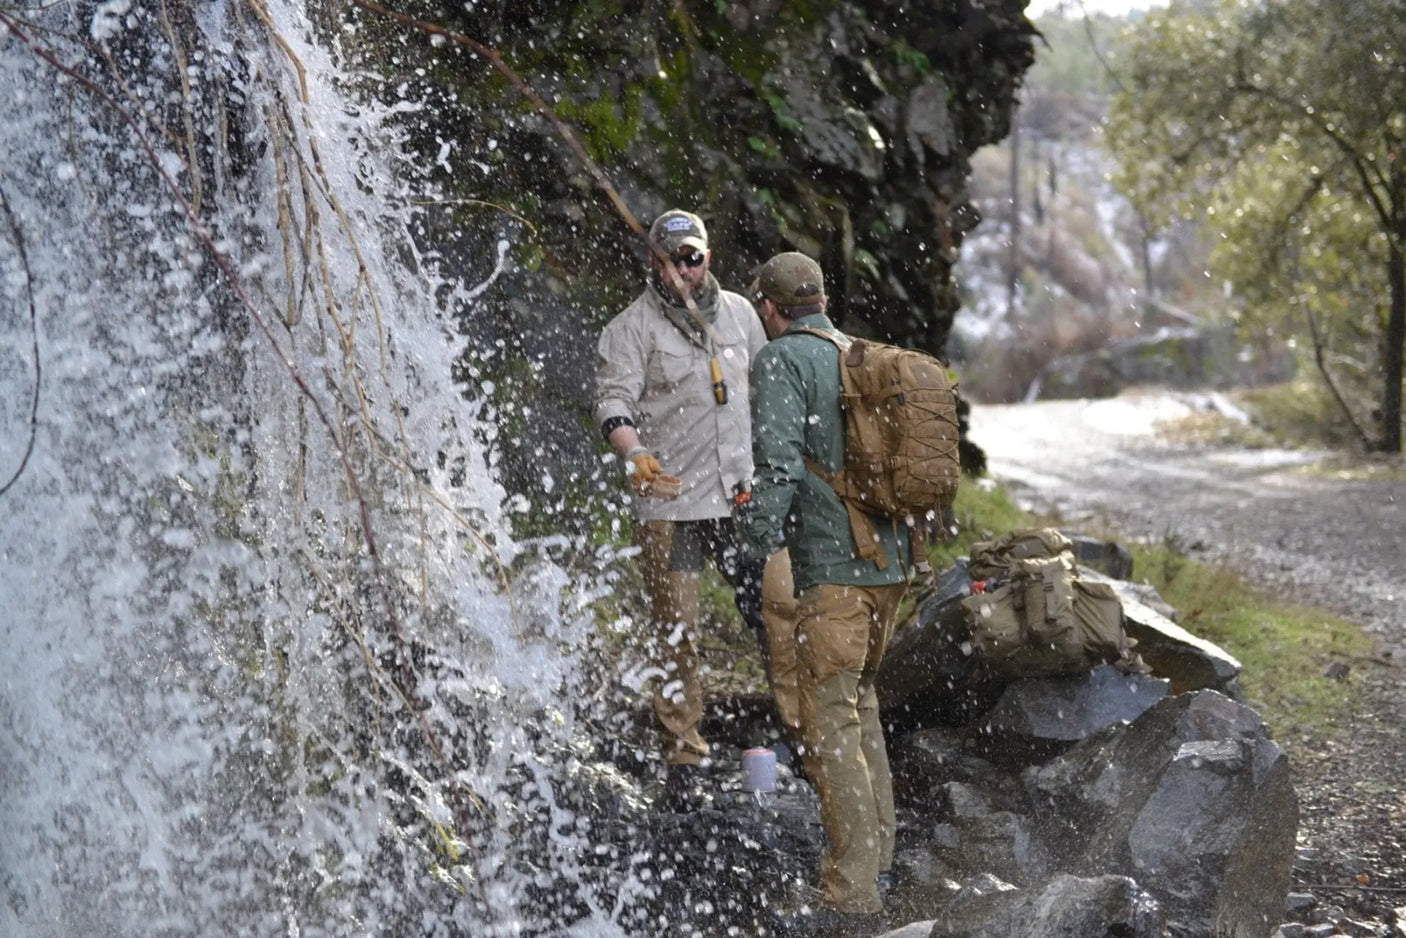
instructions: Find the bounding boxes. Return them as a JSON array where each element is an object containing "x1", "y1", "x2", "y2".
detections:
[{"x1": 740, "y1": 312, "x2": 910, "y2": 593}]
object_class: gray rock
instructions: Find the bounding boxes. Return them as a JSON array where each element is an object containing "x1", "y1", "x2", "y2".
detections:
[
  {"x1": 929, "y1": 872, "x2": 1162, "y2": 938},
  {"x1": 882, "y1": 557, "x2": 1242, "y2": 729},
  {"x1": 907, "y1": 74, "x2": 957, "y2": 162},
  {"x1": 946, "y1": 811, "x2": 1042, "y2": 885},
  {"x1": 1025, "y1": 691, "x2": 1297, "y2": 938},
  {"x1": 877, "y1": 923, "x2": 938, "y2": 938},
  {"x1": 1118, "y1": 579, "x2": 1182, "y2": 621},
  {"x1": 891, "y1": 728, "x2": 1026, "y2": 815},
  {"x1": 976, "y1": 664, "x2": 1170, "y2": 749},
  {"x1": 878, "y1": 562, "x2": 1003, "y2": 727},
  {"x1": 1063, "y1": 532, "x2": 1135, "y2": 579},
  {"x1": 942, "y1": 781, "x2": 993, "y2": 818}
]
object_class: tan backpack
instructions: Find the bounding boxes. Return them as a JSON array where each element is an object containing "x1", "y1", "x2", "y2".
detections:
[
  {"x1": 797, "y1": 328, "x2": 961, "y2": 571},
  {"x1": 960, "y1": 528, "x2": 1147, "y2": 681}
]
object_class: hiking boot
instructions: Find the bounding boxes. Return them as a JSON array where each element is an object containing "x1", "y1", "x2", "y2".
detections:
[
  {"x1": 663, "y1": 763, "x2": 708, "y2": 812},
  {"x1": 772, "y1": 740, "x2": 811, "y2": 785}
]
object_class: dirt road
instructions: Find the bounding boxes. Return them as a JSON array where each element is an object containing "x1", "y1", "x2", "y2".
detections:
[{"x1": 967, "y1": 391, "x2": 1406, "y2": 660}]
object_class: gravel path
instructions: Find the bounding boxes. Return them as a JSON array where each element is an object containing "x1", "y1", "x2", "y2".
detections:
[{"x1": 968, "y1": 391, "x2": 1406, "y2": 931}]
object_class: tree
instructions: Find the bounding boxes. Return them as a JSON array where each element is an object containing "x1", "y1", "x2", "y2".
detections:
[{"x1": 1106, "y1": 0, "x2": 1406, "y2": 451}]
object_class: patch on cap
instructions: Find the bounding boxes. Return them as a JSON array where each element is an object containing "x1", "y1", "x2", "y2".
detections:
[
  {"x1": 750, "y1": 252, "x2": 826, "y2": 307},
  {"x1": 648, "y1": 209, "x2": 708, "y2": 254}
]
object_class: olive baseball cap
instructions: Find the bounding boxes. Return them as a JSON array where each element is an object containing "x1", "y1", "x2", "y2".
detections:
[
  {"x1": 648, "y1": 210, "x2": 708, "y2": 254},
  {"x1": 749, "y1": 252, "x2": 826, "y2": 307}
]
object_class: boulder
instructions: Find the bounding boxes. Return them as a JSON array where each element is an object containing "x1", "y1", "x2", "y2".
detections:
[
  {"x1": 928, "y1": 873, "x2": 1163, "y2": 938},
  {"x1": 879, "y1": 555, "x2": 1238, "y2": 726},
  {"x1": 1062, "y1": 532, "x2": 1135, "y2": 580},
  {"x1": 878, "y1": 560, "x2": 1003, "y2": 729},
  {"x1": 974, "y1": 664, "x2": 1170, "y2": 760},
  {"x1": 1025, "y1": 690, "x2": 1298, "y2": 938}
]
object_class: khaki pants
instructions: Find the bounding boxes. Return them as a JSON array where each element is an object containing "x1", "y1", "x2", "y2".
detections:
[
  {"x1": 761, "y1": 548, "x2": 803, "y2": 748},
  {"x1": 796, "y1": 581, "x2": 906, "y2": 914},
  {"x1": 636, "y1": 520, "x2": 799, "y2": 766}
]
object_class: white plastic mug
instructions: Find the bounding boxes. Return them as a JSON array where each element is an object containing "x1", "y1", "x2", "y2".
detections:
[{"x1": 741, "y1": 747, "x2": 777, "y2": 793}]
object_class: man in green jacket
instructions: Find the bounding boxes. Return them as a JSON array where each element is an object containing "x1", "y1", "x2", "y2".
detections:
[{"x1": 740, "y1": 252, "x2": 910, "y2": 928}]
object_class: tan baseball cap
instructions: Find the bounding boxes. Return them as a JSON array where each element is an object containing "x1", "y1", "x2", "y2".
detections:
[
  {"x1": 648, "y1": 210, "x2": 708, "y2": 254},
  {"x1": 749, "y1": 252, "x2": 826, "y2": 307}
]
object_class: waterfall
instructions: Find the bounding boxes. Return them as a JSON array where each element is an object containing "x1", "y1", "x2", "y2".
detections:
[{"x1": 0, "y1": 3, "x2": 624, "y2": 935}]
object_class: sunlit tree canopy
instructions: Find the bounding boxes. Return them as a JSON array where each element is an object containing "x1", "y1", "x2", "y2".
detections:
[{"x1": 1106, "y1": 0, "x2": 1406, "y2": 451}]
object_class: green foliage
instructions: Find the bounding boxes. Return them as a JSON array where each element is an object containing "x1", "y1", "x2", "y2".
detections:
[
  {"x1": 1234, "y1": 379, "x2": 1379, "y2": 451},
  {"x1": 764, "y1": 92, "x2": 802, "y2": 134},
  {"x1": 1025, "y1": 11, "x2": 1128, "y2": 97},
  {"x1": 891, "y1": 40, "x2": 931, "y2": 76},
  {"x1": 1105, "y1": 0, "x2": 1406, "y2": 451},
  {"x1": 1127, "y1": 537, "x2": 1369, "y2": 736},
  {"x1": 554, "y1": 86, "x2": 644, "y2": 158}
]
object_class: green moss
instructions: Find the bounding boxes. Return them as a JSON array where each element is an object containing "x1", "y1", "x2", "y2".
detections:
[
  {"x1": 748, "y1": 136, "x2": 781, "y2": 159},
  {"x1": 764, "y1": 92, "x2": 802, "y2": 134},
  {"x1": 554, "y1": 85, "x2": 644, "y2": 159},
  {"x1": 892, "y1": 40, "x2": 931, "y2": 76}
]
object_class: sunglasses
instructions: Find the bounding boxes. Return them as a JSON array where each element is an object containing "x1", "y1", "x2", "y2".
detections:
[{"x1": 672, "y1": 251, "x2": 707, "y2": 269}]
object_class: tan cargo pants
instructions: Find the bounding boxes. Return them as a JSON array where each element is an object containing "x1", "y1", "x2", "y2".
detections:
[
  {"x1": 636, "y1": 520, "x2": 799, "y2": 765},
  {"x1": 795, "y1": 581, "x2": 906, "y2": 914}
]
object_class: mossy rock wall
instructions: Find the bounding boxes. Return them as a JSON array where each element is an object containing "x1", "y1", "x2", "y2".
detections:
[{"x1": 359, "y1": 0, "x2": 1037, "y2": 535}]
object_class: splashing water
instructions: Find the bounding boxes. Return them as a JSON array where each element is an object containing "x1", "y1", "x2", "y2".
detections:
[{"x1": 0, "y1": 3, "x2": 628, "y2": 935}]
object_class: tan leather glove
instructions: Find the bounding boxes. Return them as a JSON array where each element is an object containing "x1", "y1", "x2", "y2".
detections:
[{"x1": 628, "y1": 448, "x2": 662, "y2": 495}]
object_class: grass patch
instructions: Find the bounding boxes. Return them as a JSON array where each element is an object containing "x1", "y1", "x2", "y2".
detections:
[
  {"x1": 929, "y1": 477, "x2": 1037, "y2": 568},
  {"x1": 1234, "y1": 379, "x2": 1367, "y2": 450},
  {"x1": 1127, "y1": 536, "x2": 1370, "y2": 739},
  {"x1": 1155, "y1": 408, "x2": 1280, "y2": 449}
]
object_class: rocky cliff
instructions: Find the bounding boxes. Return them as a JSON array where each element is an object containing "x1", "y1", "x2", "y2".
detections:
[{"x1": 353, "y1": 0, "x2": 1037, "y2": 531}]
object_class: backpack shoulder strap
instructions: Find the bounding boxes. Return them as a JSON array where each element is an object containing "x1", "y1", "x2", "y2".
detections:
[
  {"x1": 776, "y1": 326, "x2": 851, "y2": 488},
  {"x1": 783, "y1": 326, "x2": 892, "y2": 570}
]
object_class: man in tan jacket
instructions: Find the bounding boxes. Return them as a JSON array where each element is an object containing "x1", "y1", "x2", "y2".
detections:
[{"x1": 594, "y1": 209, "x2": 799, "y2": 809}]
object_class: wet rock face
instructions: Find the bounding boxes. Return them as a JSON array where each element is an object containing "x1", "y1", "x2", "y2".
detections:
[
  {"x1": 930, "y1": 873, "x2": 1164, "y2": 938},
  {"x1": 602, "y1": 685, "x2": 1296, "y2": 938},
  {"x1": 393, "y1": 1, "x2": 1037, "y2": 525},
  {"x1": 594, "y1": 547, "x2": 1297, "y2": 937}
]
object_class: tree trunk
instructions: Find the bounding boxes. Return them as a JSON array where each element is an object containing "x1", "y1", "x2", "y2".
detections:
[
  {"x1": 1382, "y1": 164, "x2": 1405, "y2": 453},
  {"x1": 1383, "y1": 240, "x2": 1405, "y2": 453},
  {"x1": 1007, "y1": 109, "x2": 1021, "y2": 318}
]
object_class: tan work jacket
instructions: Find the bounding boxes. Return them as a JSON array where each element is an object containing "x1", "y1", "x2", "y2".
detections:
[{"x1": 594, "y1": 283, "x2": 766, "y2": 522}]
